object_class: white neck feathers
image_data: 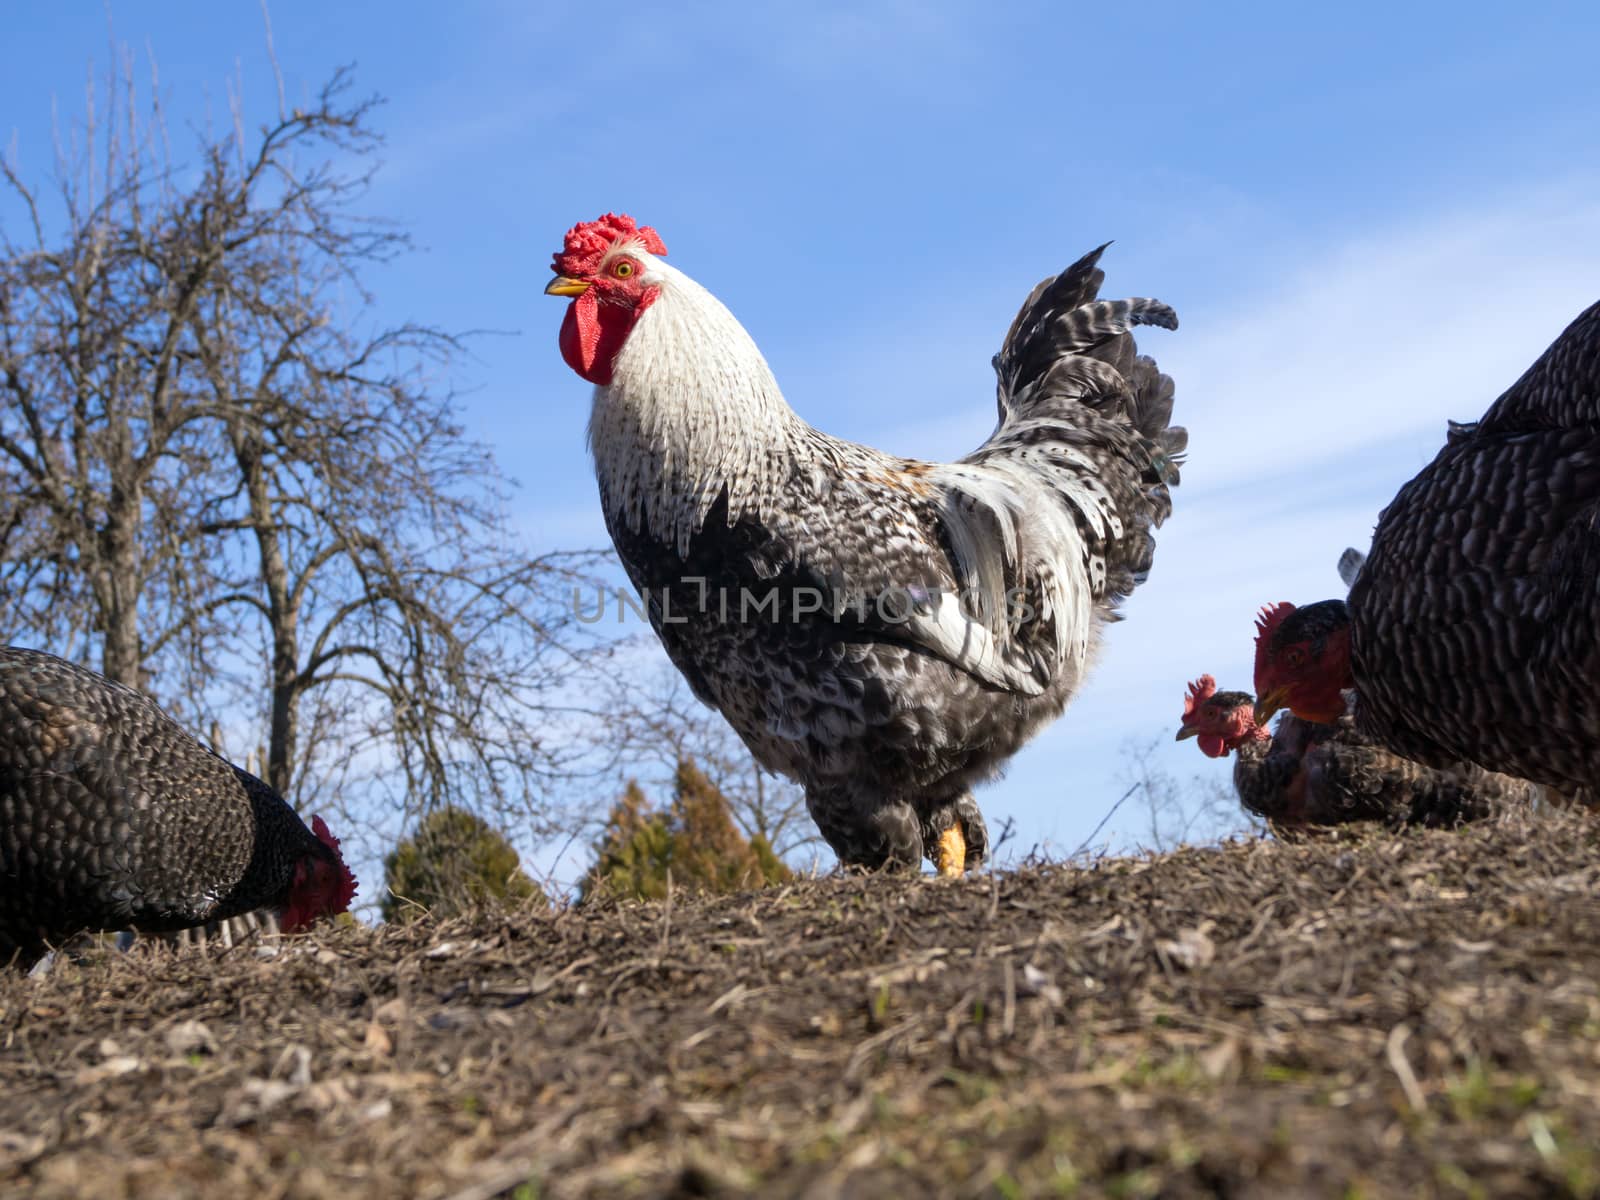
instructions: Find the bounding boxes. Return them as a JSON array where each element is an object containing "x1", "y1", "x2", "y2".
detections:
[{"x1": 587, "y1": 263, "x2": 804, "y2": 554}]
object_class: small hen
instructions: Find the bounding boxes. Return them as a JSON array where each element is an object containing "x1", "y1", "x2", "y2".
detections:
[
  {"x1": 0, "y1": 647, "x2": 357, "y2": 968},
  {"x1": 546, "y1": 214, "x2": 1183, "y2": 874},
  {"x1": 1176, "y1": 675, "x2": 1541, "y2": 828}
]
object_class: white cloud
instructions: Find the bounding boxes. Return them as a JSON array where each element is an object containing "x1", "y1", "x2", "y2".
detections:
[{"x1": 1167, "y1": 180, "x2": 1600, "y2": 492}]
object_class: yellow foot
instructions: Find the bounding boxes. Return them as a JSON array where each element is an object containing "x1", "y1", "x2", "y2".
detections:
[{"x1": 935, "y1": 825, "x2": 967, "y2": 879}]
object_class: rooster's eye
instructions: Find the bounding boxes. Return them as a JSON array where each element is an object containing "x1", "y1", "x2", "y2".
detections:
[
  {"x1": 611, "y1": 260, "x2": 636, "y2": 279},
  {"x1": 1284, "y1": 647, "x2": 1305, "y2": 669}
]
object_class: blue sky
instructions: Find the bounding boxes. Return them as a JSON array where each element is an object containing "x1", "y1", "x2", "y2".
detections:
[{"x1": 4, "y1": 4, "x2": 1599, "y2": 885}]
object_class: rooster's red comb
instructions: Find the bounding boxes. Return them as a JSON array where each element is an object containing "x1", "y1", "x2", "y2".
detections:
[
  {"x1": 552, "y1": 213, "x2": 667, "y2": 277},
  {"x1": 1182, "y1": 675, "x2": 1217, "y2": 722}
]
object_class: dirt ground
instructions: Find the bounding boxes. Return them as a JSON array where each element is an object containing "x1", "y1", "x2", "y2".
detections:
[{"x1": 3, "y1": 808, "x2": 1598, "y2": 1199}]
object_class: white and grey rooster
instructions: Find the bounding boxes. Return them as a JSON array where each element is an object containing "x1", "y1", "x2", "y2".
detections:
[{"x1": 547, "y1": 214, "x2": 1183, "y2": 875}]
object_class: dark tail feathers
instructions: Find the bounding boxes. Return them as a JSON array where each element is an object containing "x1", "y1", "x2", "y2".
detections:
[{"x1": 983, "y1": 244, "x2": 1185, "y2": 611}]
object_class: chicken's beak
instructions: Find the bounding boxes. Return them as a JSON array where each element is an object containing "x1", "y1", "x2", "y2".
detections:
[
  {"x1": 1254, "y1": 688, "x2": 1288, "y2": 726},
  {"x1": 1175, "y1": 724, "x2": 1198, "y2": 742},
  {"x1": 545, "y1": 275, "x2": 590, "y2": 297}
]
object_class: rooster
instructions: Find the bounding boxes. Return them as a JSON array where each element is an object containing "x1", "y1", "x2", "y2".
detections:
[
  {"x1": 0, "y1": 647, "x2": 358, "y2": 969},
  {"x1": 546, "y1": 214, "x2": 1183, "y2": 875},
  {"x1": 1177, "y1": 675, "x2": 1541, "y2": 827},
  {"x1": 1252, "y1": 299, "x2": 1600, "y2": 797}
]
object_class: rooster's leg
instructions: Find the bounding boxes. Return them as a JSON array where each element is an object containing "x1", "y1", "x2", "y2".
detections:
[
  {"x1": 934, "y1": 825, "x2": 967, "y2": 878},
  {"x1": 925, "y1": 792, "x2": 987, "y2": 877},
  {"x1": 805, "y1": 787, "x2": 924, "y2": 871}
]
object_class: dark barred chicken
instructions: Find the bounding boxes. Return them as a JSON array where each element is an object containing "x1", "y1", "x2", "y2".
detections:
[
  {"x1": 1252, "y1": 300, "x2": 1600, "y2": 796},
  {"x1": 1177, "y1": 675, "x2": 1543, "y2": 827},
  {"x1": 545, "y1": 215, "x2": 1182, "y2": 875},
  {"x1": 1176, "y1": 676, "x2": 1327, "y2": 825},
  {"x1": 0, "y1": 647, "x2": 357, "y2": 968}
]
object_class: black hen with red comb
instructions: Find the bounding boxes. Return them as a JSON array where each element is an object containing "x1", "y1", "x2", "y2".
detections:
[
  {"x1": 1177, "y1": 674, "x2": 1543, "y2": 828},
  {"x1": 0, "y1": 647, "x2": 356, "y2": 969},
  {"x1": 1252, "y1": 298, "x2": 1600, "y2": 803}
]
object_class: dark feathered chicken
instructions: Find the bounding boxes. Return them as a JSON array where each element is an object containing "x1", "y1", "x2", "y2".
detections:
[
  {"x1": 1177, "y1": 675, "x2": 1543, "y2": 827},
  {"x1": 1176, "y1": 675, "x2": 1321, "y2": 824},
  {"x1": 1252, "y1": 300, "x2": 1600, "y2": 795},
  {"x1": 546, "y1": 216, "x2": 1182, "y2": 875},
  {"x1": 0, "y1": 647, "x2": 358, "y2": 968}
]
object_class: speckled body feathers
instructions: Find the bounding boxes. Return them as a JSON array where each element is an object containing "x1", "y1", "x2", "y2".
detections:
[
  {"x1": 1192, "y1": 683, "x2": 1542, "y2": 827},
  {"x1": 1249, "y1": 707, "x2": 1541, "y2": 827},
  {"x1": 0, "y1": 647, "x2": 337, "y2": 966},
  {"x1": 587, "y1": 243, "x2": 1182, "y2": 869},
  {"x1": 1348, "y1": 300, "x2": 1600, "y2": 789}
]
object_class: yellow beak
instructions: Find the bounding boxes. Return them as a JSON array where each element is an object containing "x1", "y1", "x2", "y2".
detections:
[
  {"x1": 1254, "y1": 688, "x2": 1288, "y2": 726},
  {"x1": 545, "y1": 275, "x2": 590, "y2": 297},
  {"x1": 1175, "y1": 725, "x2": 1198, "y2": 742}
]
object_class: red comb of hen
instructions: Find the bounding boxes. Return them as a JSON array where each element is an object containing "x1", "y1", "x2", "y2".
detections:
[
  {"x1": 311, "y1": 813, "x2": 340, "y2": 853},
  {"x1": 1182, "y1": 675, "x2": 1217, "y2": 721},
  {"x1": 1253, "y1": 602, "x2": 1297, "y2": 690},
  {"x1": 1254, "y1": 603, "x2": 1296, "y2": 643},
  {"x1": 552, "y1": 213, "x2": 667, "y2": 277},
  {"x1": 311, "y1": 814, "x2": 359, "y2": 908}
]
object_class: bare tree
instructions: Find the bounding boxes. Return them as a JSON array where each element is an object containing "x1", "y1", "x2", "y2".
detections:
[
  {"x1": 0, "y1": 52, "x2": 615, "y2": 833},
  {"x1": 1119, "y1": 734, "x2": 1255, "y2": 852},
  {"x1": 605, "y1": 661, "x2": 820, "y2": 861},
  {"x1": 0, "y1": 53, "x2": 233, "y2": 688}
]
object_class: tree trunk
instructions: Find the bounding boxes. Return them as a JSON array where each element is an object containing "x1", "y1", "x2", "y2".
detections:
[
  {"x1": 230, "y1": 425, "x2": 300, "y2": 799},
  {"x1": 97, "y1": 479, "x2": 144, "y2": 688}
]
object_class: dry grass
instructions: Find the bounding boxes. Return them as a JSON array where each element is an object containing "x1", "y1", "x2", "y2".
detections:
[{"x1": 4, "y1": 807, "x2": 1599, "y2": 1198}]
